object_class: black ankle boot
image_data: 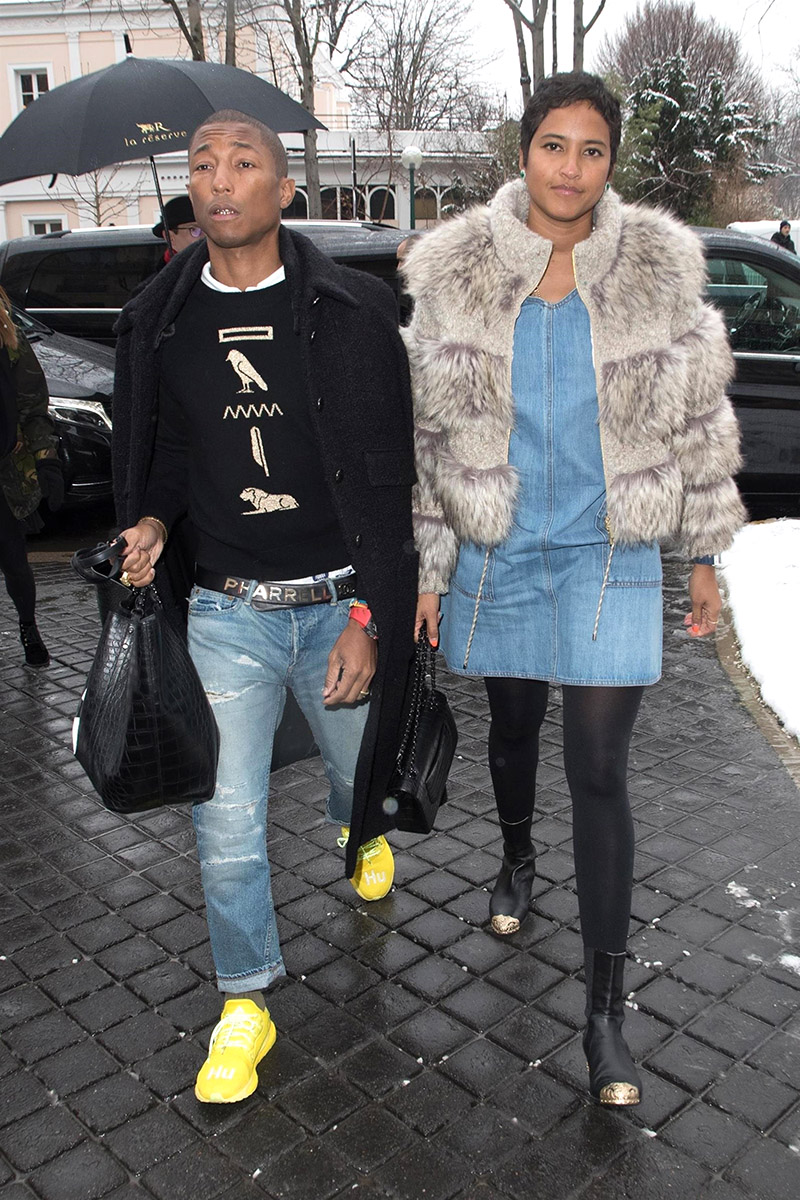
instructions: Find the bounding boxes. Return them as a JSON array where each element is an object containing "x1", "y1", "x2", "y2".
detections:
[
  {"x1": 490, "y1": 816, "x2": 536, "y2": 935},
  {"x1": 583, "y1": 947, "x2": 642, "y2": 1106},
  {"x1": 19, "y1": 622, "x2": 49, "y2": 667}
]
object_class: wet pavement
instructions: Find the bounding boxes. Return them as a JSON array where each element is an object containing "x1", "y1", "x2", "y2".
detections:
[{"x1": 1, "y1": 554, "x2": 799, "y2": 1200}]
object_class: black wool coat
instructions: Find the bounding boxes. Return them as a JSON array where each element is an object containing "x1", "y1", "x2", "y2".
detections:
[{"x1": 112, "y1": 227, "x2": 418, "y2": 874}]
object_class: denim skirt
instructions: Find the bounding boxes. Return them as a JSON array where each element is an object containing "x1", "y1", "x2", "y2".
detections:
[{"x1": 440, "y1": 291, "x2": 663, "y2": 686}]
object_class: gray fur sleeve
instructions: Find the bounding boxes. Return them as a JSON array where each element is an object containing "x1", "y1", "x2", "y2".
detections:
[
  {"x1": 669, "y1": 302, "x2": 747, "y2": 556},
  {"x1": 402, "y1": 297, "x2": 459, "y2": 594}
]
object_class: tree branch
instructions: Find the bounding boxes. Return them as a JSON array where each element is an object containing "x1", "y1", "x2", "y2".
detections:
[
  {"x1": 584, "y1": 0, "x2": 606, "y2": 36},
  {"x1": 500, "y1": 0, "x2": 534, "y2": 35},
  {"x1": 161, "y1": 0, "x2": 200, "y2": 58}
]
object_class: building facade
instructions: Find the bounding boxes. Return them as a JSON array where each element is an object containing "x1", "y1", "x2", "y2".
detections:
[{"x1": 0, "y1": 0, "x2": 491, "y2": 238}]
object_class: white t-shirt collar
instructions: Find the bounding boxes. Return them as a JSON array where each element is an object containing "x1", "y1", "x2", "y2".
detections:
[{"x1": 201, "y1": 261, "x2": 286, "y2": 292}]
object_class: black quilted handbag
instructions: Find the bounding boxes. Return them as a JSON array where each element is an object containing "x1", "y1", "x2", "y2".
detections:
[
  {"x1": 71, "y1": 539, "x2": 219, "y2": 814},
  {"x1": 388, "y1": 625, "x2": 458, "y2": 834}
]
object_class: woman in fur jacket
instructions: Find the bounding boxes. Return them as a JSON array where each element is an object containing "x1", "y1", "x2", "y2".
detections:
[{"x1": 403, "y1": 72, "x2": 746, "y2": 1107}]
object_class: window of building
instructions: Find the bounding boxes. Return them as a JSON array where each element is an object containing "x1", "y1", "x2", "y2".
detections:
[
  {"x1": 318, "y1": 187, "x2": 367, "y2": 221},
  {"x1": 415, "y1": 188, "x2": 439, "y2": 222},
  {"x1": 339, "y1": 189, "x2": 365, "y2": 221},
  {"x1": 321, "y1": 187, "x2": 340, "y2": 220},
  {"x1": 28, "y1": 218, "x2": 63, "y2": 236},
  {"x1": 17, "y1": 69, "x2": 49, "y2": 109},
  {"x1": 439, "y1": 189, "x2": 462, "y2": 218},
  {"x1": 369, "y1": 188, "x2": 395, "y2": 222}
]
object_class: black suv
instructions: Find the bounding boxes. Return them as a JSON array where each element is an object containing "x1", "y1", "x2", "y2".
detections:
[
  {"x1": 0, "y1": 221, "x2": 409, "y2": 345},
  {"x1": 698, "y1": 228, "x2": 800, "y2": 506}
]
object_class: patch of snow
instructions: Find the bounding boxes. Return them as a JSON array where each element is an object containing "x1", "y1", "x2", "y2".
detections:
[
  {"x1": 719, "y1": 521, "x2": 800, "y2": 740},
  {"x1": 726, "y1": 881, "x2": 761, "y2": 909},
  {"x1": 778, "y1": 953, "x2": 800, "y2": 977},
  {"x1": 776, "y1": 911, "x2": 795, "y2": 943}
]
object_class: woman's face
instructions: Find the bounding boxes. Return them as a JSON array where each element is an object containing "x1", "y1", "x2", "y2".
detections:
[{"x1": 520, "y1": 101, "x2": 612, "y2": 230}]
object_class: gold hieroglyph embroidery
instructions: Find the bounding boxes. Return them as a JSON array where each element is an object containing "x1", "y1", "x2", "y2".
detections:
[
  {"x1": 218, "y1": 326, "x2": 274, "y2": 343},
  {"x1": 226, "y1": 350, "x2": 268, "y2": 394}
]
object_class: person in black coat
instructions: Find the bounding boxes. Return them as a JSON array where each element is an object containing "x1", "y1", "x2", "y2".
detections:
[
  {"x1": 0, "y1": 285, "x2": 63, "y2": 665},
  {"x1": 770, "y1": 221, "x2": 796, "y2": 254},
  {"x1": 113, "y1": 111, "x2": 417, "y2": 1104}
]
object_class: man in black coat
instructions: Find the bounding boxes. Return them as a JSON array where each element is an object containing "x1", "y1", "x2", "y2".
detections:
[
  {"x1": 115, "y1": 110, "x2": 417, "y2": 1104},
  {"x1": 770, "y1": 221, "x2": 796, "y2": 254}
]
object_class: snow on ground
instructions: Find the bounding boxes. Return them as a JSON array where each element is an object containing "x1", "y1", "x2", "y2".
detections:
[{"x1": 719, "y1": 519, "x2": 800, "y2": 741}]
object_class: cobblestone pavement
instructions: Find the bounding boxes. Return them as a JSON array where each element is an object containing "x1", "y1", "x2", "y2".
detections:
[{"x1": 1, "y1": 557, "x2": 799, "y2": 1200}]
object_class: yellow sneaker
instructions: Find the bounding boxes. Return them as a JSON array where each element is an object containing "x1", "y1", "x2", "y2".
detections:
[
  {"x1": 194, "y1": 998, "x2": 276, "y2": 1104},
  {"x1": 339, "y1": 827, "x2": 394, "y2": 900}
]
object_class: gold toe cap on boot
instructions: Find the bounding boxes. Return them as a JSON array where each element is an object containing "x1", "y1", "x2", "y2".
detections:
[
  {"x1": 491, "y1": 914, "x2": 520, "y2": 936},
  {"x1": 600, "y1": 1081, "x2": 640, "y2": 1106}
]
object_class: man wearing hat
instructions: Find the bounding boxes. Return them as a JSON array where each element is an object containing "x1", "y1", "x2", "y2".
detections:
[
  {"x1": 153, "y1": 195, "x2": 204, "y2": 263},
  {"x1": 770, "y1": 220, "x2": 796, "y2": 255}
]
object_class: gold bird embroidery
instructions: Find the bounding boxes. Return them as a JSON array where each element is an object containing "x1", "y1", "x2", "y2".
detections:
[{"x1": 226, "y1": 350, "x2": 268, "y2": 394}]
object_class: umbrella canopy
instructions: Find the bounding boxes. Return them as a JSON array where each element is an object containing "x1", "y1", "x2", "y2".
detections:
[{"x1": 0, "y1": 56, "x2": 324, "y2": 186}]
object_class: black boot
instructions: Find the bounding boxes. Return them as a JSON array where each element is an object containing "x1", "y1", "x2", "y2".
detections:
[
  {"x1": 490, "y1": 815, "x2": 536, "y2": 935},
  {"x1": 583, "y1": 947, "x2": 642, "y2": 1106},
  {"x1": 19, "y1": 621, "x2": 49, "y2": 667}
]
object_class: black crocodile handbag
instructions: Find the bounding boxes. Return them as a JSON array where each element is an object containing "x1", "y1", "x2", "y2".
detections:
[
  {"x1": 388, "y1": 625, "x2": 458, "y2": 834},
  {"x1": 71, "y1": 539, "x2": 219, "y2": 814}
]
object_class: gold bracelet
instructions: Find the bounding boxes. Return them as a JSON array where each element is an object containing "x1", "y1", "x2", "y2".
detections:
[{"x1": 139, "y1": 516, "x2": 168, "y2": 545}]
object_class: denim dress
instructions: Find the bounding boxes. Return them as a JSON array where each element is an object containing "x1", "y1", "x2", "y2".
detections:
[{"x1": 440, "y1": 290, "x2": 663, "y2": 686}]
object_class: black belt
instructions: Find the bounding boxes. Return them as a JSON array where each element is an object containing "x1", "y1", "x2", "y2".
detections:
[{"x1": 195, "y1": 566, "x2": 357, "y2": 610}]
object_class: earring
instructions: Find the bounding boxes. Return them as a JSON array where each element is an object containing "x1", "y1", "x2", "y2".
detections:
[
  {"x1": 605, "y1": 182, "x2": 610, "y2": 191},
  {"x1": 520, "y1": 169, "x2": 526, "y2": 179}
]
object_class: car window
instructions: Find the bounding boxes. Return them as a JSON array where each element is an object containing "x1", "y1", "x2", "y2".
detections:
[
  {"x1": 10, "y1": 303, "x2": 50, "y2": 336},
  {"x1": 705, "y1": 254, "x2": 800, "y2": 353},
  {"x1": 25, "y1": 244, "x2": 164, "y2": 310}
]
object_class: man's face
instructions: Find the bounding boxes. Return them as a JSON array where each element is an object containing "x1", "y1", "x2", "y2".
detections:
[
  {"x1": 781, "y1": 223, "x2": 791, "y2": 236},
  {"x1": 188, "y1": 122, "x2": 295, "y2": 250},
  {"x1": 166, "y1": 221, "x2": 204, "y2": 254}
]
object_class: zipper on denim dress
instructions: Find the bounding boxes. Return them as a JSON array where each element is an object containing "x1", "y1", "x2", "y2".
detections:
[
  {"x1": 462, "y1": 420, "x2": 514, "y2": 669},
  {"x1": 572, "y1": 249, "x2": 615, "y2": 640}
]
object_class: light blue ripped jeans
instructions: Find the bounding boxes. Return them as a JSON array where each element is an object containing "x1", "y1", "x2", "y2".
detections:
[{"x1": 187, "y1": 585, "x2": 369, "y2": 993}]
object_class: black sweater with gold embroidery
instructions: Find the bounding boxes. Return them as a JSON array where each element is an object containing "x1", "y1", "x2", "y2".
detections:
[{"x1": 143, "y1": 278, "x2": 348, "y2": 579}]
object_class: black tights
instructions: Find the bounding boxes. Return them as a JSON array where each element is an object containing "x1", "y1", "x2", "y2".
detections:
[
  {"x1": 485, "y1": 677, "x2": 643, "y2": 953},
  {"x1": 0, "y1": 490, "x2": 36, "y2": 624}
]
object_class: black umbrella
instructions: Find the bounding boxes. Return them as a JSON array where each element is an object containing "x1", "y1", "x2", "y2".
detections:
[{"x1": 0, "y1": 56, "x2": 324, "y2": 244}]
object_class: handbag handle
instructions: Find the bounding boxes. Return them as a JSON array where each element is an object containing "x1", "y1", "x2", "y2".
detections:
[
  {"x1": 71, "y1": 536, "x2": 128, "y2": 585},
  {"x1": 71, "y1": 537, "x2": 160, "y2": 616}
]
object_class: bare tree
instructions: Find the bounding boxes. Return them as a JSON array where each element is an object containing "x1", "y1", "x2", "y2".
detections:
[
  {"x1": 348, "y1": 0, "x2": 495, "y2": 132},
  {"x1": 573, "y1": 1, "x2": 606, "y2": 72},
  {"x1": 225, "y1": 0, "x2": 236, "y2": 65},
  {"x1": 275, "y1": 0, "x2": 372, "y2": 216},
  {"x1": 116, "y1": 1, "x2": 371, "y2": 218},
  {"x1": 500, "y1": 0, "x2": 548, "y2": 107},
  {"x1": 162, "y1": 0, "x2": 207, "y2": 60},
  {"x1": 764, "y1": 69, "x2": 800, "y2": 215},
  {"x1": 509, "y1": 4, "x2": 533, "y2": 107},
  {"x1": 52, "y1": 165, "x2": 148, "y2": 227},
  {"x1": 596, "y1": 0, "x2": 766, "y2": 110}
]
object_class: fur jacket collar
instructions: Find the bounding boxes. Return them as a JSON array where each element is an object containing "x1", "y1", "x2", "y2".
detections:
[{"x1": 402, "y1": 179, "x2": 746, "y2": 594}]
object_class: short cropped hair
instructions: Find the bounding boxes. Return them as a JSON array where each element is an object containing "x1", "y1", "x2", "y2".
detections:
[
  {"x1": 190, "y1": 110, "x2": 289, "y2": 178},
  {"x1": 520, "y1": 72, "x2": 622, "y2": 168}
]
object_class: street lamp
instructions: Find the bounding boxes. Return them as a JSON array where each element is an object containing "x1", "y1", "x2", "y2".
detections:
[{"x1": 401, "y1": 144, "x2": 423, "y2": 229}]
